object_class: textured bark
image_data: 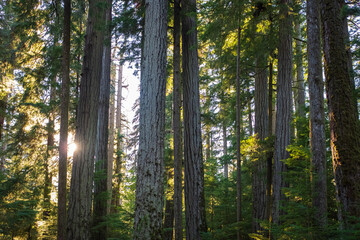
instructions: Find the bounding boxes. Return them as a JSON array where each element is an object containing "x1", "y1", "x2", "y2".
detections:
[
  {"x1": 107, "y1": 63, "x2": 116, "y2": 214},
  {"x1": 173, "y1": 0, "x2": 183, "y2": 238},
  {"x1": 113, "y1": 63, "x2": 123, "y2": 211},
  {"x1": 252, "y1": 59, "x2": 268, "y2": 232},
  {"x1": 236, "y1": 22, "x2": 242, "y2": 240},
  {"x1": 93, "y1": 1, "x2": 112, "y2": 238},
  {"x1": 133, "y1": 0, "x2": 168, "y2": 239},
  {"x1": 321, "y1": 0, "x2": 360, "y2": 226},
  {"x1": 58, "y1": 0, "x2": 70, "y2": 238},
  {"x1": 294, "y1": 18, "x2": 305, "y2": 120},
  {"x1": 307, "y1": 0, "x2": 328, "y2": 232},
  {"x1": 67, "y1": 1, "x2": 106, "y2": 239},
  {"x1": 272, "y1": 0, "x2": 292, "y2": 225},
  {"x1": 182, "y1": 0, "x2": 207, "y2": 238}
]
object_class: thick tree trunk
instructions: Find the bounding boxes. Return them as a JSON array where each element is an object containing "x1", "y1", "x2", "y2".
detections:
[
  {"x1": 252, "y1": 59, "x2": 268, "y2": 232},
  {"x1": 58, "y1": 0, "x2": 70, "y2": 238},
  {"x1": 321, "y1": 0, "x2": 360, "y2": 226},
  {"x1": 67, "y1": 1, "x2": 106, "y2": 239},
  {"x1": 272, "y1": 0, "x2": 292, "y2": 226},
  {"x1": 133, "y1": 0, "x2": 168, "y2": 239},
  {"x1": 236, "y1": 22, "x2": 242, "y2": 240},
  {"x1": 173, "y1": 0, "x2": 183, "y2": 239},
  {"x1": 93, "y1": 1, "x2": 112, "y2": 238},
  {"x1": 307, "y1": 0, "x2": 328, "y2": 232},
  {"x1": 181, "y1": 0, "x2": 207, "y2": 238}
]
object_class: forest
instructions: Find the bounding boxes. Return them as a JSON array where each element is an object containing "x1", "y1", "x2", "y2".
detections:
[{"x1": 1, "y1": 0, "x2": 360, "y2": 239}]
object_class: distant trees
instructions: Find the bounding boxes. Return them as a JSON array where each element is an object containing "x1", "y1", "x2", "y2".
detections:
[{"x1": 1, "y1": 0, "x2": 360, "y2": 239}]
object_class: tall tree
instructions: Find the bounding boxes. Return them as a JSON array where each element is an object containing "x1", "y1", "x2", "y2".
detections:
[
  {"x1": 321, "y1": 0, "x2": 360, "y2": 227},
  {"x1": 294, "y1": 17, "x2": 305, "y2": 122},
  {"x1": 307, "y1": 0, "x2": 327, "y2": 233},
  {"x1": 113, "y1": 63, "x2": 123, "y2": 210},
  {"x1": 67, "y1": 0, "x2": 107, "y2": 238},
  {"x1": 58, "y1": 0, "x2": 71, "y2": 238},
  {"x1": 173, "y1": 0, "x2": 183, "y2": 239},
  {"x1": 133, "y1": 0, "x2": 168, "y2": 238},
  {"x1": 107, "y1": 62, "x2": 116, "y2": 214},
  {"x1": 182, "y1": 0, "x2": 207, "y2": 238},
  {"x1": 253, "y1": 58, "x2": 268, "y2": 232},
  {"x1": 272, "y1": 0, "x2": 293, "y2": 226},
  {"x1": 236, "y1": 19, "x2": 242, "y2": 240},
  {"x1": 93, "y1": 0, "x2": 112, "y2": 238}
]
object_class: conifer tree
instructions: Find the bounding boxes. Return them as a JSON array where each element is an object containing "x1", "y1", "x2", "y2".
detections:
[
  {"x1": 133, "y1": 0, "x2": 168, "y2": 238},
  {"x1": 182, "y1": 0, "x2": 207, "y2": 238},
  {"x1": 173, "y1": 0, "x2": 183, "y2": 239},
  {"x1": 307, "y1": 0, "x2": 327, "y2": 232},
  {"x1": 67, "y1": 0, "x2": 107, "y2": 238},
  {"x1": 272, "y1": 0, "x2": 293, "y2": 226},
  {"x1": 58, "y1": 0, "x2": 71, "y2": 239},
  {"x1": 321, "y1": 0, "x2": 360, "y2": 227}
]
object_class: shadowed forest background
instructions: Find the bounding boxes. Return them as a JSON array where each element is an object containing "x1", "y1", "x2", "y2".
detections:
[{"x1": 1, "y1": 0, "x2": 360, "y2": 239}]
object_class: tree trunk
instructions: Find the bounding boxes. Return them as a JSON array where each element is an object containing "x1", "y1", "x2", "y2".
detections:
[
  {"x1": 266, "y1": 59, "x2": 273, "y2": 225},
  {"x1": 163, "y1": 170, "x2": 175, "y2": 240},
  {"x1": 223, "y1": 123, "x2": 228, "y2": 178},
  {"x1": 294, "y1": 18, "x2": 305, "y2": 121},
  {"x1": 173, "y1": 0, "x2": 183, "y2": 238},
  {"x1": 252, "y1": 58, "x2": 268, "y2": 232},
  {"x1": 67, "y1": 0, "x2": 106, "y2": 238},
  {"x1": 236, "y1": 22, "x2": 242, "y2": 240},
  {"x1": 248, "y1": 100, "x2": 253, "y2": 136},
  {"x1": 321, "y1": 0, "x2": 360, "y2": 226},
  {"x1": 133, "y1": 0, "x2": 168, "y2": 238},
  {"x1": 113, "y1": 61, "x2": 123, "y2": 211},
  {"x1": 307, "y1": 0, "x2": 328, "y2": 233},
  {"x1": 272, "y1": 0, "x2": 292, "y2": 226},
  {"x1": 93, "y1": 1, "x2": 112, "y2": 238},
  {"x1": 107, "y1": 62, "x2": 116, "y2": 214},
  {"x1": 58, "y1": 0, "x2": 70, "y2": 238},
  {"x1": 181, "y1": 0, "x2": 207, "y2": 238},
  {"x1": 0, "y1": 94, "x2": 7, "y2": 171},
  {"x1": 44, "y1": 81, "x2": 56, "y2": 221}
]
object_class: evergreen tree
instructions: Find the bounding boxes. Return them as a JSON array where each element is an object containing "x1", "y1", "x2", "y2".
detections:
[
  {"x1": 133, "y1": 0, "x2": 168, "y2": 238},
  {"x1": 307, "y1": 0, "x2": 328, "y2": 233},
  {"x1": 67, "y1": 0, "x2": 107, "y2": 238},
  {"x1": 272, "y1": 0, "x2": 293, "y2": 226},
  {"x1": 182, "y1": 0, "x2": 207, "y2": 238},
  {"x1": 321, "y1": 0, "x2": 360, "y2": 228}
]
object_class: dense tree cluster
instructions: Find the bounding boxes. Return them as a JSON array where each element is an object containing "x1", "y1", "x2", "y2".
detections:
[{"x1": 0, "y1": 0, "x2": 360, "y2": 239}]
